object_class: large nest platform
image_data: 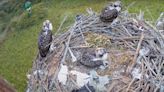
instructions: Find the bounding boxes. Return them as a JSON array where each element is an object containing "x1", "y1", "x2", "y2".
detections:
[{"x1": 26, "y1": 5, "x2": 164, "y2": 92}]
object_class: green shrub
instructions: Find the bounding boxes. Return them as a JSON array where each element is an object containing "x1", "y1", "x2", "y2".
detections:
[{"x1": 13, "y1": 3, "x2": 47, "y2": 30}]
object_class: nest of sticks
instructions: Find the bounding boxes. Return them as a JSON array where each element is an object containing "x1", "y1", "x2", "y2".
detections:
[{"x1": 26, "y1": 7, "x2": 164, "y2": 92}]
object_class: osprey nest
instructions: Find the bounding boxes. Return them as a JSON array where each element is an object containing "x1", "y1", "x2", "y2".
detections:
[{"x1": 27, "y1": 3, "x2": 164, "y2": 92}]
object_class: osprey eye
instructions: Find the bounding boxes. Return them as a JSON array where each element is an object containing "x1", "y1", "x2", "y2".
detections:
[
  {"x1": 114, "y1": 5, "x2": 117, "y2": 7},
  {"x1": 99, "y1": 54, "x2": 103, "y2": 57},
  {"x1": 105, "y1": 7, "x2": 108, "y2": 10}
]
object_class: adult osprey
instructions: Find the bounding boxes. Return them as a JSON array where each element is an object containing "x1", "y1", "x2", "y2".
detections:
[
  {"x1": 38, "y1": 20, "x2": 53, "y2": 57},
  {"x1": 100, "y1": 1, "x2": 121, "y2": 23}
]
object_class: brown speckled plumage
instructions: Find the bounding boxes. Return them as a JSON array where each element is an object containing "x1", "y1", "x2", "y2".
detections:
[
  {"x1": 79, "y1": 48, "x2": 108, "y2": 68},
  {"x1": 38, "y1": 29, "x2": 52, "y2": 57},
  {"x1": 100, "y1": 8, "x2": 118, "y2": 22}
]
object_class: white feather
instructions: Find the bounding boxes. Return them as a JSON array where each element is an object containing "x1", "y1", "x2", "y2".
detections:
[
  {"x1": 58, "y1": 64, "x2": 68, "y2": 85},
  {"x1": 115, "y1": 7, "x2": 121, "y2": 12},
  {"x1": 49, "y1": 23, "x2": 53, "y2": 30},
  {"x1": 70, "y1": 70, "x2": 90, "y2": 87},
  {"x1": 50, "y1": 42, "x2": 56, "y2": 52}
]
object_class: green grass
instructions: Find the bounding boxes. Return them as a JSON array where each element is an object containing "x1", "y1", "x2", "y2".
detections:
[
  {"x1": 123, "y1": 0, "x2": 164, "y2": 22},
  {"x1": 0, "y1": 0, "x2": 163, "y2": 92}
]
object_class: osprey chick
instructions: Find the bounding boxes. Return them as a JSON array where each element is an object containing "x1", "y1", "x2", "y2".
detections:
[
  {"x1": 100, "y1": 7, "x2": 118, "y2": 23},
  {"x1": 38, "y1": 20, "x2": 53, "y2": 57},
  {"x1": 80, "y1": 48, "x2": 108, "y2": 68}
]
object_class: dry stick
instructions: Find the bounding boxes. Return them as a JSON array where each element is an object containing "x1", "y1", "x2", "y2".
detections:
[
  {"x1": 55, "y1": 15, "x2": 68, "y2": 35},
  {"x1": 154, "y1": 87, "x2": 160, "y2": 92},
  {"x1": 69, "y1": 74, "x2": 79, "y2": 88},
  {"x1": 107, "y1": 82, "x2": 118, "y2": 92},
  {"x1": 122, "y1": 25, "x2": 132, "y2": 37},
  {"x1": 70, "y1": 45, "x2": 90, "y2": 49},
  {"x1": 116, "y1": 85, "x2": 128, "y2": 92},
  {"x1": 61, "y1": 23, "x2": 77, "y2": 63},
  {"x1": 123, "y1": 40, "x2": 136, "y2": 51},
  {"x1": 127, "y1": 32, "x2": 144, "y2": 73},
  {"x1": 157, "y1": 57, "x2": 163, "y2": 79},
  {"x1": 68, "y1": 47, "x2": 77, "y2": 62},
  {"x1": 159, "y1": 58, "x2": 164, "y2": 76},
  {"x1": 84, "y1": 84, "x2": 92, "y2": 92},
  {"x1": 145, "y1": 21, "x2": 164, "y2": 48},
  {"x1": 46, "y1": 47, "x2": 65, "y2": 91},
  {"x1": 143, "y1": 56, "x2": 157, "y2": 77},
  {"x1": 52, "y1": 65, "x2": 62, "y2": 92},
  {"x1": 104, "y1": 35, "x2": 161, "y2": 40},
  {"x1": 156, "y1": 12, "x2": 164, "y2": 24},
  {"x1": 151, "y1": 59, "x2": 158, "y2": 75},
  {"x1": 141, "y1": 59, "x2": 144, "y2": 79},
  {"x1": 126, "y1": 78, "x2": 136, "y2": 92},
  {"x1": 55, "y1": 81, "x2": 62, "y2": 92},
  {"x1": 78, "y1": 22, "x2": 88, "y2": 45}
]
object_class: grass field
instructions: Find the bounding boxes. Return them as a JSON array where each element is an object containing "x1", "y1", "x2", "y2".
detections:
[{"x1": 0, "y1": 0, "x2": 163, "y2": 92}]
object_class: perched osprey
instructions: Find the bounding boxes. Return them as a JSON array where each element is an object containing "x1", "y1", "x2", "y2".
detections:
[
  {"x1": 100, "y1": 1, "x2": 121, "y2": 23},
  {"x1": 38, "y1": 20, "x2": 53, "y2": 57},
  {"x1": 80, "y1": 48, "x2": 108, "y2": 68},
  {"x1": 100, "y1": 7, "x2": 118, "y2": 23}
]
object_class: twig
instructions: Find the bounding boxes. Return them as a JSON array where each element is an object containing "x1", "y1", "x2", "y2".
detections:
[
  {"x1": 68, "y1": 47, "x2": 77, "y2": 62},
  {"x1": 55, "y1": 15, "x2": 68, "y2": 35},
  {"x1": 122, "y1": 25, "x2": 132, "y2": 36},
  {"x1": 78, "y1": 23, "x2": 88, "y2": 45},
  {"x1": 126, "y1": 78, "x2": 135, "y2": 92},
  {"x1": 84, "y1": 84, "x2": 92, "y2": 92},
  {"x1": 127, "y1": 32, "x2": 144, "y2": 73},
  {"x1": 143, "y1": 56, "x2": 157, "y2": 76},
  {"x1": 61, "y1": 22, "x2": 77, "y2": 63},
  {"x1": 70, "y1": 45, "x2": 90, "y2": 49},
  {"x1": 116, "y1": 85, "x2": 128, "y2": 92}
]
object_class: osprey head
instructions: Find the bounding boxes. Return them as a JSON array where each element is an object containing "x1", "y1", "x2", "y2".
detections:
[
  {"x1": 95, "y1": 48, "x2": 108, "y2": 60},
  {"x1": 114, "y1": 1, "x2": 121, "y2": 12},
  {"x1": 113, "y1": 1, "x2": 121, "y2": 7},
  {"x1": 107, "y1": 1, "x2": 121, "y2": 12},
  {"x1": 43, "y1": 20, "x2": 53, "y2": 31}
]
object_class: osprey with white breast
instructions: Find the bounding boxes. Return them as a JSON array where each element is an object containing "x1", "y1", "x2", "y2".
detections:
[{"x1": 38, "y1": 20, "x2": 53, "y2": 57}]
